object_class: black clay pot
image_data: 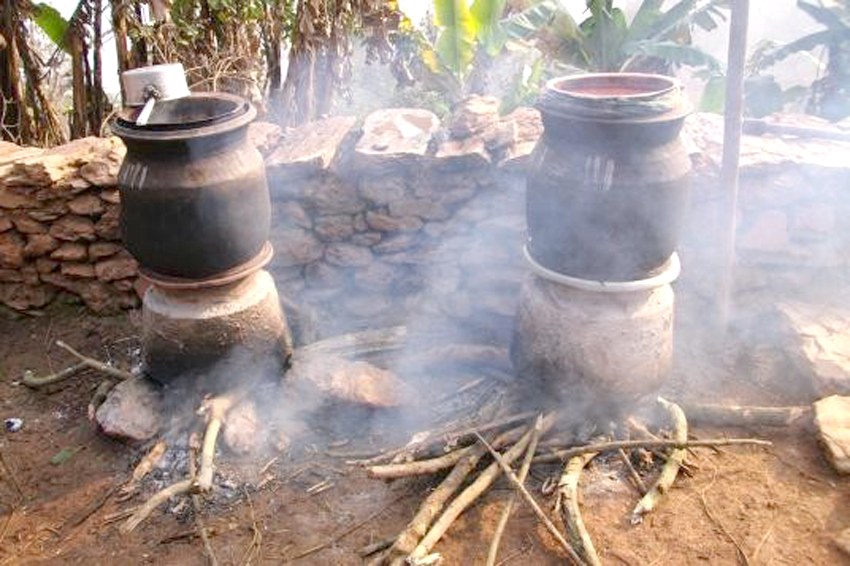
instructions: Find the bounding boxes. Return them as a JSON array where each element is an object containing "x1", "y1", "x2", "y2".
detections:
[
  {"x1": 527, "y1": 73, "x2": 692, "y2": 281},
  {"x1": 112, "y1": 93, "x2": 270, "y2": 280}
]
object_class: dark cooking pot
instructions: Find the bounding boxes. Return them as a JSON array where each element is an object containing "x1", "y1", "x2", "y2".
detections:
[
  {"x1": 527, "y1": 73, "x2": 692, "y2": 281},
  {"x1": 112, "y1": 93, "x2": 270, "y2": 280}
]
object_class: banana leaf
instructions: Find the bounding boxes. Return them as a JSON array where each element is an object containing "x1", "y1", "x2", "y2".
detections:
[{"x1": 433, "y1": 0, "x2": 477, "y2": 78}]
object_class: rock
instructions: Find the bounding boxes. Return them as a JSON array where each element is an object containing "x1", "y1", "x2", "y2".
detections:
[
  {"x1": 498, "y1": 106, "x2": 543, "y2": 172},
  {"x1": 223, "y1": 400, "x2": 265, "y2": 455},
  {"x1": 373, "y1": 233, "x2": 420, "y2": 254},
  {"x1": 836, "y1": 528, "x2": 850, "y2": 557},
  {"x1": 314, "y1": 214, "x2": 355, "y2": 241},
  {"x1": 0, "y1": 137, "x2": 108, "y2": 190},
  {"x1": 388, "y1": 198, "x2": 450, "y2": 221},
  {"x1": 351, "y1": 232, "x2": 382, "y2": 247},
  {"x1": 20, "y1": 264, "x2": 38, "y2": 285},
  {"x1": 324, "y1": 243, "x2": 373, "y2": 267},
  {"x1": 304, "y1": 176, "x2": 365, "y2": 215},
  {"x1": 247, "y1": 121, "x2": 282, "y2": 156},
  {"x1": 88, "y1": 241, "x2": 122, "y2": 260},
  {"x1": 50, "y1": 242, "x2": 88, "y2": 261},
  {"x1": 79, "y1": 280, "x2": 137, "y2": 312},
  {"x1": 269, "y1": 227, "x2": 324, "y2": 267},
  {"x1": 50, "y1": 214, "x2": 96, "y2": 242},
  {"x1": 778, "y1": 302, "x2": 850, "y2": 396},
  {"x1": 99, "y1": 188, "x2": 120, "y2": 204},
  {"x1": 112, "y1": 279, "x2": 134, "y2": 292},
  {"x1": 354, "y1": 261, "x2": 398, "y2": 291},
  {"x1": 304, "y1": 261, "x2": 345, "y2": 289},
  {"x1": 791, "y1": 203, "x2": 835, "y2": 236},
  {"x1": 61, "y1": 262, "x2": 97, "y2": 278},
  {"x1": 365, "y1": 211, "x2": 422, "y2": 232},
  {"x1": 352, "y1": 213, "x2": 367, "y2": 232},
  {"x1": 79, "y1": 157, "x2": 120, "y2": 186},
  {"x1": 0, "y1": 187, "x2": 38, "y2": 209},
  {"x1": 0, "y1": 269, "x2": 22, "y2": 282},
  {"x1": 95, "y1": 253, "x2": 138, "y2": 281},
  {"x1": 354, "y1": 108, "x2": 440, "y2": 173},
  {"x1": 67, "y1": 192, "x2": 105, "y2": 216},
  {"x1": 0, "y1": 213, "x2": 11, "y2": 232},
  {"x1": 23, "y1": 234, "x2": 59, "y2": 256},
  {"x1": 344, "y1": 293, "x2": 395, "y2": 318},
  {"x1": 434, "y1": 135, "x2": 491, "y2": 170},
  {"x1": 738, "y1": 210, "x2": 788, "y2": 253},
  {"x1": 358, "y1": 177, "x2": 407, "y2": 205},
  {"x1": 0, "y1": 232, "x2": 24, "y2": 267},
  {"x1": 0, "y1": 283, "x2": 55, "y2": 310},
  {"x1": 10, "y1": 212, "x2": 46, "y2": 234},
  {"x1": 26, "y1": 199, "x2": 68, "y2": 222},
  {"x1": 276, "y1": 201, "x2": 312, "y2": 229},
  {"x1": 813, "y1": 395, "x2": 850, "y2": 474},
  {"x1": 35, "y1": 257, "x2": 57, "y2": 273},
  {"x1": 448, "y1": 95, "x2": 499, "y2": 139},
  {"x1": 95, "y1": 377, "x2": 162, "y2": 442},
  {"x1": 94, "y1": 204, "x2": 121, "y2": 240},
  {"x1": 266, "y1": 116, "x2": 357, "y2": 182}
]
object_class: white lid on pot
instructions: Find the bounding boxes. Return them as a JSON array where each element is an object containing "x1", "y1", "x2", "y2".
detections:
[{"x1": 122, "y1": 63, "x2": 190, "y2": 106}]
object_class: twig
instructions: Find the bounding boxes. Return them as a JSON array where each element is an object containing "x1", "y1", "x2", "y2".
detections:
[
  {"x1": 358, "y1": 538, "x2": 394, "y2": 558},
  {"x1": 197, "y1": 395, "x2": 239, "y2": 492},
  {"x1": 240, "y1": 488, "x2": 262, "y2": 566},
  {"x1": 556, "y1": 453, "x2": 600, "y2": 566},
  {"x1": 367, "y1": 447, "x2": 473, "y2": 479},
  {"x1": 631, "y1": 398, "x2": 687, "y2": 523},
  {"x1": 472, "y1": 431, "x2": 585, "y2": 566},
  {"x1": 88, "y1": 381, "x2": 116, "y2": 420},
  {"x1": 123, "y1": 440, "x2": 168, "y2": 496},
  {"x1": 618, "y1": 449, "x2": 647, "y2": 495},
  {"x1": 407, "y1": 413, "x2": 559, "y2": 563},
  {"x1": 189, "y1": 433, "x2": 218, "y2": 566},
  {"x1": 534, "y1": 438, "x2": 771, "y2": 464},
  {"x1": 486, "y1": 416, "x2": 543, "y2": 566},
  {"x1": 283, "y1": 492, "x2": 409, "y2": 563},
  {"x1": 55, "y1": 340, "x2": 134, "y2": 381},
  {"x1": 21, "y1": 362, "x2": 87, "y2": 388},
  {"x1": 678, "y1": 402, "x2": 810, "y2": 427},
  {"x1": 120, "y1": 479, "x2": 195, "y2": 533}
]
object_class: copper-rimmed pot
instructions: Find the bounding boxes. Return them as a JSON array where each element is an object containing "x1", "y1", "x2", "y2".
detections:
[{"x1": 112, "y1": 92, "x2": 270, "y2": 280}]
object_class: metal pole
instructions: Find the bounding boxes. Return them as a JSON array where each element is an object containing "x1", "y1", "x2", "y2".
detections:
[{"x1": 716, "y1": 0, "x2": 750, "y2": 331}]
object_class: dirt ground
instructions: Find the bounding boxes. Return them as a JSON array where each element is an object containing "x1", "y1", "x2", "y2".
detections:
[{"x1": 0, "y1": 304, "x2": 848, "y2": 565}]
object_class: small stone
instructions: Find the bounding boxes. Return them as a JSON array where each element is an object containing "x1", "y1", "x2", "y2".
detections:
[
  {"x1": 247, "y1": 121, "x2": 282, "y2": 156},
  {"x1": 373, "y1": 233, "x2": 419, "y2": 254},
  {"x1": 20, "y1": 264, "x2": 38, "y2": 285},
  {"x1": 79, "y1": 280, "x2": 135, "y2": 313},
  {"x1": 270, "y1": 227, "x2": 324, "y2": 267},
  {"x1": 448, "y1": 95, "x2": 499, "y2": 139},
  {"x1": 343, "y1": 293, "x2": 394, "y2": 318},
  {"x1": 67, "y1": 192, "x2": 105, "y2": 216},
  {"x1": 266, "y1": 116, "x2": 357, "y2": 181},
  {"x1": 88, "y1": 242, "x2": 122, "y2": 260},
  {"x1": 95, "y1": 377, "x2": 162, "y2": 442},
  {"x1": 112, "y1": 279, "x2": 135, "y2": 292},
  {"x1": 4, "y1": 418, "x2": 23, "y2": 432},
  {"x1": 50, "y1": 242, "x2": 88, "y2": 261},
  {"x1": 354, "y1": 108, "x2": 440, "y2": 173},
  {"x1": 354, "y1": 262, "x2": 398, "y2": 291},
  {"x1": 50, "y1": 215, "x2": 96, "y2": 242},
  {"x1": 26, "y1": 200, "x2": 68, "y2": 222},
  {"x1": 0, "y1": 213, "x2": 11, "y2": 232},
  {"x1": 10, "y1": 213, "x2": 46, "y2": 234},
  {"x1": 0, "y1": 282, "x2": 55, "y2": 310},
  {"x1": 304, "y1": 177, "x2": 365, "y2": 215},
  {"x1": 79, "y1": 158, "x2": 119, "y2": 186},
  {"x1": 498, "y1": 106, "x2": 543, "y2": 172},
  {"x1": 351, "y1": 232, "x2": 382, "y2": 247},
  {"x1": 223, "y1": 401, "x2": 265, "y2": 455},
  {"x1": 813, "y1": 395, "x2": 850, "y2": 475},
  {"x1": 95, "y1": 253, "x2": 138, "y2": 281},
  {"x1": 434, "y1": 135, "x2": 491, "y2": 170},
  {"x1": 365, "y1": 211, "x2": 423, "y2": 232},
  {"x1": 0, "y1": 187, "x2": 38, "y2": 210},
  {"x1": 61, "y1": 262, "x2": 96, "y2": 278},
  {"x1": 99, "y1": 188, "x2": 120, "y2": 204},
  {"x1": 358, "y1": 177, "x2": 407, "y2": 205},
  {"x1": 35, "y1": 257, "x2": 58, "y2": 274},
  {"x1": 836, "y1": 528, "x2": 850, "y2": 557},
  {"x1": 325, "y1": 243, "x2": 373, "y2": 267},
  {"x1": 388, "y1": 199, "x2": 450, "y2": 221},
  {"x1": 0, "y1": 232, "x2": 24, "y2": 268},
  {"x1": 0, "y1": 269, "x2": 22, "y2": 282},
  {"x1": 276, "y1": 201, "x2": 312, "y2": 229},
  {"x1": 94, "y1": 204, "x2": 121, "y2": 240},
  {"x1": 304, "y1": 261, "x2": 345, "y2": 289},
  {"x1": 24, "y1": 234, "x2": 59, "y2": 256},
  {"x1": 314, "y1": 215, "x2": 355, "y2": 241}
]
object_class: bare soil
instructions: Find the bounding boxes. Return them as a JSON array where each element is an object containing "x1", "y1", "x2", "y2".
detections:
[{"x1": 0, "y1": 304, "x2": 848, "y2": 565}]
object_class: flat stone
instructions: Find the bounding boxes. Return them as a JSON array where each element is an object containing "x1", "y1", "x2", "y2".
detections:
[
  {"x1": 61, "y1": 262, "x2": 96, "y2": 278},
  {"x1": 354, "y1": 261, "x2": 398, "y2": 291},
  {"x1": 836, "y1": 528, "x2": 850, "y2": 557},
  {"x1": 247, "y1": 121, "x2": 282, "y2": 156},
  {"x1": 303, "y1": 261, "x2": 345, "y2": 289},
  {"x1": 314, "y1": 214, "x2": 355, "y2": 241},
  {"x1": 0, "y1": 232, "x2": 24, "y2": 268},
  {"x1": 95, "y1": 377, "x2": 161, "y2": 442},
  {"x1": 325, "y1": 243, "x2": 373, "y2": 267},
  {"x1": 365, "y1": 211, "x2": 422, "y2": 232},
  {"x1": 10, "y1": 212, "x2": 46, "y2": 234},
  {"x1": 738, "y1": 210, "x2": 788, "y2": 253},
  {"x1": 267, "y1": 116, "x2": 357, "y2": 181},
  {"x1": 99, "y1": 188, "x2": 120, "y2": 204},
  {"x1": 813, "y1": 395, "x2": 850, "y2": 474},
  {"x1": 373, "y1": 233, "x2": 420, "y2": 254},
  {"x1": 112, "y1": 279, "x2": 134, "y2": 292},
  {"x1": 24, "y1": 234, "x2": 59, "y2": 256},
  {"x1": 79, "y1": 157, "x2": 120, "y2": 187},
  {"x1": 0, "y1": 137, "x2": 116, "y2": 190},
  {"x1": 88, "y1": 241, "x2": 122, "y2": 260},
  {"x1": 0, "y1": 269, "x2": 22, "y2": 282},
  {"x1": 448, "y1": 95, "x2": 499, "y2": 139},
  {"x1": 434, "y1": 135, "x2": 491, "y2": 170},
  {"x1": 26, "y1": 199, "x2": 68, "y2": 222},
  {"x1": 0, "y1": 187, "x2": 38, "y2": 209},
  {"x1": 351, "y1": 232, "x2": 382, "y2": 247},
  {"x1": 50, "y1": 214, "x2": 96, "y2": 242},
  {"x1": 343, "y1": 293, "x2": 395, "y2": 318},
  {"x1": 94, "y1": 204, "x2": 121, "y2": 240},
  {"x1": 388, "y1": 198, "x2": 450, "y2": 221},
  {"x1": 358, "y1": 176, "x2": 407, "y2": 205},
  {"x1": 0, "y1": 212, "x2": 11, "y2": 232},
  {"x1": 67, "y1": 192, "x2": 105, "y2": 216},
  {"x1": 35, "y1": 257, "x2": 57, "y2": 274},
  {"x1": 270, "y1": 227, "x2": 324, "y2": 267},
  {"x1": 50, "y1": 242, "x2": 88, "y2": 261},
  {"x1": 95, "y1": 254, "x2": 138, "y2": 281},
  {"x1": 20, "y1": 264, "x2": 38, "y2": 285},
  {"x1": 78, "y1": 280, "x2": 137, "y2": 312},
  {"x1": 276, "y1": 201, "x2": 312, "y2": 229},
  {"x1": 304, "y1": 177, "x2": 365, "y2": 215},
  {"x1": 223, "y1": 400, "x2": 265, "y2": 455},
  {"x1": 0, "y1": 282, "x2": 55, "y2": 310},
  {"x1": 354, "y1": 108, "x2": 440, "y2": 172},
  {"x1": 498, "y1": 106, "x2": 543, "y2": 172}
]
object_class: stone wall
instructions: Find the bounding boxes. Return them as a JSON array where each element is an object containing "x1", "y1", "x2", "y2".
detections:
[{"x1": 0, "y1": 137, "x2": 139, "y2": 313}]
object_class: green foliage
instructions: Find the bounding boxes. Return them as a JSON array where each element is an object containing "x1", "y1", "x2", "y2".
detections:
[
  {"x1": 433, "y1": 0, "x2": 477, "y2": 77},
  {"x1": 32, "y1": 2, "x2": 70, "y2": 52}
]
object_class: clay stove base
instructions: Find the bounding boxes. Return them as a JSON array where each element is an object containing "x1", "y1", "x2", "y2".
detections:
[
  {"x1": 511, "y1": 275, "x2": 674, "y2": 415},
  {"x1": 141, "y1": 269, "x2": 291, "y2": 386}
]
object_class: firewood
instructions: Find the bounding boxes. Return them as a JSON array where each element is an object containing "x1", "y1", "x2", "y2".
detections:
[
  {"x1": 677, "y1": 402, "x2": 810, "y2": 427},
  {"x1": 55, "y1": 340, "x2": 134, "y2": 381},
  {"x1": 22, "y1": 362, "x2": 87, "y2": 388},
  {"x1": 533, "y1": 437, "x2": 771, "y2": 463},
  {"x1": 556, "y1": 453, "x2": 600, "y2": 566}
]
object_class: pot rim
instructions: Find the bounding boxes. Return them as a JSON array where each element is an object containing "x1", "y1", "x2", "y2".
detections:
[
  {"x1": 546, "y1": 72, "x2": 680, "y2": 100},
  {"x1": 111, "y1": 92, "x2": 255, "y2": 142}
]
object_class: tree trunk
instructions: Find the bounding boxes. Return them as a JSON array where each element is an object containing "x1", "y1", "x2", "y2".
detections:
[
  {"x1": 2, "y1": 0, "x2": 34, "y2": 144},
  {"x1": 111, "y1": 0, "x2": 132, "y2": 103},
  {"x1": 92, "y1": 0, "x2": 104, "y2": 134},
  {"x1": 69, "y1": 26, "x2": 88, "y2": 139}
]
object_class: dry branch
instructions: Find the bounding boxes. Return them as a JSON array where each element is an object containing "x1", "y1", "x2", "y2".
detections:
[
  {"x1": 22, "y1": 362, "x2": 87, "y2": 389},
  {"x1": 485, "y1": 416, "x2": 543, "y2": 566},
  {"x1": 367, "y1": 447, "x2": 474, "y2": 479},
  {"x1": 55, "y1": 340, "x2": 134, "y2": 381},
  {"x1": 197, "y1": 395, "x2": 239, "y2": 492},
  {"x1": 631, "y1": 398, "x2": 687, "y2": 523},
  {"x1": 533, "y1": 438, "x2": 771, "y2": 463},
  {"x1": 473, "y1": 431, "x2": 585, "y2": 566},
  {"x1": 297, "y1": 326, "x2": 407, "y2": 359},
  {"x1": 121, "y1": 479, "x2": 195, "y2": 533},
  {"x1": 189, "y1": 433, "x2": 218, "y2": 566},
  {"x1": 407, "y1": 413, "x2": 558, "y2": 563},
  {"x1": 618, "y1": 449, "x2": 647, "y2": 495},
  {"x1": 556, "y1": 453, "x2": 600, "y2": 566},
  {"x1": 677, "y1": 402, "x2": 810, "y2": 427}
]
